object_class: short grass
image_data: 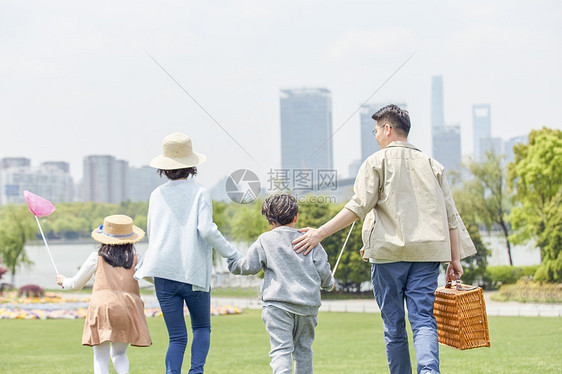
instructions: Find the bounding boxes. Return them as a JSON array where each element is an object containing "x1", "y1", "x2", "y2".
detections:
[{"x1": 1, "y1": 310, "x2": 561, "y2": 373}]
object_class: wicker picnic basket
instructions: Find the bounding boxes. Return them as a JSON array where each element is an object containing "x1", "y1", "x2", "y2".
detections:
[{"x1": 433, "y1": 281, "x2": 491, "y2": 350}]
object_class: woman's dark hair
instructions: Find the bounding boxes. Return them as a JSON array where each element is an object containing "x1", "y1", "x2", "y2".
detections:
[
  {"x1": 98, "y1": 243, "x2": 135, "y2": 269},
  {"x1": 158, "y1": 167, "x2": 198, "y2": 180},
  {"x1": 261, "y1": 194, "x2": 299, "y2": 226}
]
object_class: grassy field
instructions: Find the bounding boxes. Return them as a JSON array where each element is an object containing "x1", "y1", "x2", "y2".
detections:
[{"x1": 1, "y1": 310, "x2": 561, "y2": 373}]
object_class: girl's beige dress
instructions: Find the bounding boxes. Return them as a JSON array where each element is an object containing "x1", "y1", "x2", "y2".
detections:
[{"x1": 82, "y1": 255, "x2": 152, "y2": 347}]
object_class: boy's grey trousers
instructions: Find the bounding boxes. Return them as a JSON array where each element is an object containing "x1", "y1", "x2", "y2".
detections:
[{"x1": 262, "y1": 305, "x2": 318, "y2": 374}]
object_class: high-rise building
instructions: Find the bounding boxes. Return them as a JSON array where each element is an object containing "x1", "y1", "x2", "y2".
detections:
[
  {"x1": 280, "y1": 88, "x2": 333, "y2": 171},
  {"x1": 82, "y1": 155, "x2": 128, "y2": 203},
  {"x1": 360, "y1": 102, "x2": 408, "y2": 161},
  {"x1": 480, "y1": 136, "x2": 503, "y2": 160},
  {"x1": 432, "y1": 124, "x2": 462, "y2": 173},
  {"x1": 473, "y1": 104, "x2": 492, "y2": 161},
  {"x1": 431, "y1": 76, "x2": 445, "y2": 130},
  {"x1": 348, "y1": 159, "x2": 362, "y2": 179},
  {"x1": 503, "y1": 135, "x2": 528, "y2": 164},
  {"x1": 128, "y1": 165, "x2": 162, "y2": 202},
  {"x1": 0, "y1": 159, "x2": 73, "y2": 205},
  {"x1": 431, "y1": 76, "x2": 461, "y2": 172}
]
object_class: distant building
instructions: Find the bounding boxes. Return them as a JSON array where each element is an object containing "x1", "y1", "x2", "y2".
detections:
[
  {"x1": 128, "y1": 165, "x2": 162, "y2": 202},
  {"x1": 473, "y1": 104, "x2": 492, "y2": 161},
  {"x1": 280, "y1": 88, "x2": 333, "y2": 173},
  {"x1": 41, "y1": 161, "x2": 70, "y2": 173},
  {"x1": 360, "y1": 102, "x2": 408, "y2": 161},
  {"x1": 82, "y1": 155, "x2": 128, "y2": 203},
  {"x1": 430, "y1": 76, "x2": 461, "y2": 173},
  {"x1": 0, "y1": 159, "x2": 73, "y2": 205},
  {"x1": 348, "y1": 159, "x2": 362, "y2": 179},
  {"x1": 432, "y1": 124, "x2": 462, "y2": 173},
  {"x1": 311, "y1": 177, "x2": 355, "y2": 205},
  {"x1": 480, "y1": 136, "x2": 503, "y2": 160},
  {"x1": 503, "y1": 135, "x2": 528, "y2": 164},
  {"x1": 431, "y1": 76, "x2": 445, "y2": 130},
  {"x1": 0, "y1": 157, "x2": 30, "y2": 169}
]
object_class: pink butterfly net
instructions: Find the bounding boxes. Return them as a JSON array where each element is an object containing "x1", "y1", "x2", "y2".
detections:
[
  {"x1": 23, "y1": 190, "x2": 60, "y2": 280},
  {"x1": 23, "y1": 190, "x2": 56, "y2": 217}
]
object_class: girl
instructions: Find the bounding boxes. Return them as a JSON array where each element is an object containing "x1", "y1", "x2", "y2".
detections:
[
  {"x1": 57, "y1": 214, "x2": 151, "y2": 374},
  {"x1": 134, "y1": 132, "x2": 241, "y2": 374}
]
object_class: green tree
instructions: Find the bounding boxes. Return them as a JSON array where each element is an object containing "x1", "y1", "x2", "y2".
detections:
[
  {"x1": 51, "y1": 216, "x2": 90, "y2": 239},
  {"x1": 0, "y1": 205, "x2": 36, "y2": 285},
  {"x1": 229, "y1": 199, "x2": 269, "y2": 243},
  {"x1": 533, "y1": 186, "x2": 562, "y2": 281},
  {"x1": 452, "y1": 188, "x2": 490, "y2": 285},
  {"x1": 508, "y1": 127, "x2": 562, "y2": 281},
  {"x1": 463, "y1": 151, "x2": 513, "y2": 265},
  {"x1": 298, "y1": 197, "x2": 369, "y2": 291}
]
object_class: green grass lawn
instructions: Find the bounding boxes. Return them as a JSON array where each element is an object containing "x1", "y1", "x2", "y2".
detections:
[{"x1": 1, "y1": 310, "x2": 561, "y2": 373}]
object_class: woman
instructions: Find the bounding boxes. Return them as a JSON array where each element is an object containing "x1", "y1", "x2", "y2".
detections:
[{"x1": 134, "y1": 132, "x2": 241, "y2": 374}]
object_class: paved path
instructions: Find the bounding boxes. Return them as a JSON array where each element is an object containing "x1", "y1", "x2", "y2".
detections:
[
  {"x1": 209, "y1": 291, "x2": 562, "y2": 317},
  {"x1": 58, "y1": 291, "x2": 562, "y2": 317}
]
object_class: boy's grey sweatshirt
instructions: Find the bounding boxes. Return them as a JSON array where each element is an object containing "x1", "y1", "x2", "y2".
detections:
[{"x1": 227, "y1": 226, "x2": 334, "y2": 316}]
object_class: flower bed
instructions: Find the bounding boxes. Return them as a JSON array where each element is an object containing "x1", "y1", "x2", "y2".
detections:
[{"x1": 0, "y1": 292, "x2": 242, "y2": 319}]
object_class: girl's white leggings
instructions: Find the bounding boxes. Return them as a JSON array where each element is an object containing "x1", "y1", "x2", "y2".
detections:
[{"x1": 93, "y1": 341, "x2": 129, "y2": 374}]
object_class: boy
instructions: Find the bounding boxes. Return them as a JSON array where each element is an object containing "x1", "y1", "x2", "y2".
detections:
[{"x1": 228, "y1": 194, "x2": 334, "y2": 374}]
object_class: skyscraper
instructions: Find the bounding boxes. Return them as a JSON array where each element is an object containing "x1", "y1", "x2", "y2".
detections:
[
  {"x1": 128, "y1": 165, "x2": 162, "y2": 202},
  {"x1": 360, "y1": 102, "x2": 408, "y2": 161},
  {"x1": 83, "y1": 155, "x2": 128, "y2": 203},
  {"x1": 431, "y1": 76, "x2": 445, "y2": 130},
  {"x1": 280, "y1": 88, "x2": 333, "y2": 171},
  {"x1": 503, "y1": 135, "x2": 528, "y2": 164},
  {"x1": 431, "y1": 76, "x2": 461, "y2": 172},
  {"x1": 473, "y1": 104, "x2": 492, "y2": 161},
  {"x1": 432, "y1": 124, "x2": 462, "y2": 173}
]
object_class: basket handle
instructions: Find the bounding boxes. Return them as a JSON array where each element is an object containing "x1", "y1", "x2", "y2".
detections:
[{"x1": 445, "y1": 276, "x2": 478, "y2": 291}]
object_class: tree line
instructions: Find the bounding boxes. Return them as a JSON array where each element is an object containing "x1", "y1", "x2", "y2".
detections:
[{"x1": 1, "y1": 127, "x2": 560, "y2": 287}]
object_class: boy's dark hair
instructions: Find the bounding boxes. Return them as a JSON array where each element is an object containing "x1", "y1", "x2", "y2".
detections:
[
  {"x1": 98, "y1": 243, "x2": 135, "y2": 269},
  {"x1": 262, "y1": 194, "x2": 298, "y2": 226},
  {"x1": 158, "y1": 167, "x2": 198, "y2": 180},
  {"x1": 372, "y1": 104, "x2": 411, "y2": 137}
]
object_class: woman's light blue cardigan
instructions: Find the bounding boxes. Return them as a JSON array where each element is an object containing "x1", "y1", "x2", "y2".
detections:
[{"x1": 134, "y1": 179, "x2": 241, "y2": 292}]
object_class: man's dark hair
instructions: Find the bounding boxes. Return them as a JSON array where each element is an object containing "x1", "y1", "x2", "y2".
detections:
[
  {"x1": 158, "y1": 167, "x2": 197, "y2": 180},
  {"x1": 98, "y1": 243, "x2": 135, "y2": 269},
  {"x1": 261, "y1": 194, "x2": 299, "y2": 226},
  {"x1": 372, "y1": 104, "x2": 411, "y2": 137}
]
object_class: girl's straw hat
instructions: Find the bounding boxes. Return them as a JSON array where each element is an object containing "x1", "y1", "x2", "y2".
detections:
[
  {"x1": 91, "y1": 215, "x2": 145, "y2": 245},
  {"x1": 149, "y1": 132, "x2": 207, "y2": 170}
]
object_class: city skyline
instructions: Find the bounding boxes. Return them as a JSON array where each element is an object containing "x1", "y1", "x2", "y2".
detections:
[{"x1": 1, "y1": 1, "x2": 560, "y2": 189}]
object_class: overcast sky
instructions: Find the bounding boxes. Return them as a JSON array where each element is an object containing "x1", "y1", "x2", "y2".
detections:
[{"x1": 1, "y1": 1, "x2": 561, "y2": 190}]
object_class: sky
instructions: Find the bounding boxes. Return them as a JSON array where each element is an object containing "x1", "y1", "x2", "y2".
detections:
[{"x1": 1, "y1": 0, "x2": 561, "y2": 190}]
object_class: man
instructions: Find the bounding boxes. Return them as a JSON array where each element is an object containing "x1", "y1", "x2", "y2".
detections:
[{"x1": 293, "y1": 104, "x2": 464, "y2": 374}]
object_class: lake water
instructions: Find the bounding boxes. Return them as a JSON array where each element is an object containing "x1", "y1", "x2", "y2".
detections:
[{"x1": 4, "y1": 233, "x2": 541, "y2": 289}]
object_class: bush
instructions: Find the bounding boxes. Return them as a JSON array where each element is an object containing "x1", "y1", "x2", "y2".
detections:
[
  {"x1": 485, "y1": 265, "x2": 540, "y2": 288},
  {"x1": 495, "y1": 279, "x2": 562, "y2": 303}
]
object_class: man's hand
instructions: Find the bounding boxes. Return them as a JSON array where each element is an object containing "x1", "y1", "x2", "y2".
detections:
[
  {"x1": 446, "y1": 260, "x2": 463, "y2": 282},
  {"x1": 292, "y1": 227, "x2": 326, "y2": 255}
]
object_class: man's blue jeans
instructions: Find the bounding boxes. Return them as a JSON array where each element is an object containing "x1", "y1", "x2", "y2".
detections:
[
  {"x1": 371, "y1": 262, "x2": 440, "y2": 374},
  {"x1": 155, "y1": 277, "x2": 211, "y2": 374}
]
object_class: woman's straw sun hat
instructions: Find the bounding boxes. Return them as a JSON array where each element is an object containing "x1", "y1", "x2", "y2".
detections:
[
  {"x1": 149, "y1": 132, "x2": 207, "y2": 170},
  {"x1": 91, "y1": 215, "x2": 145, "y2": 245}
]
